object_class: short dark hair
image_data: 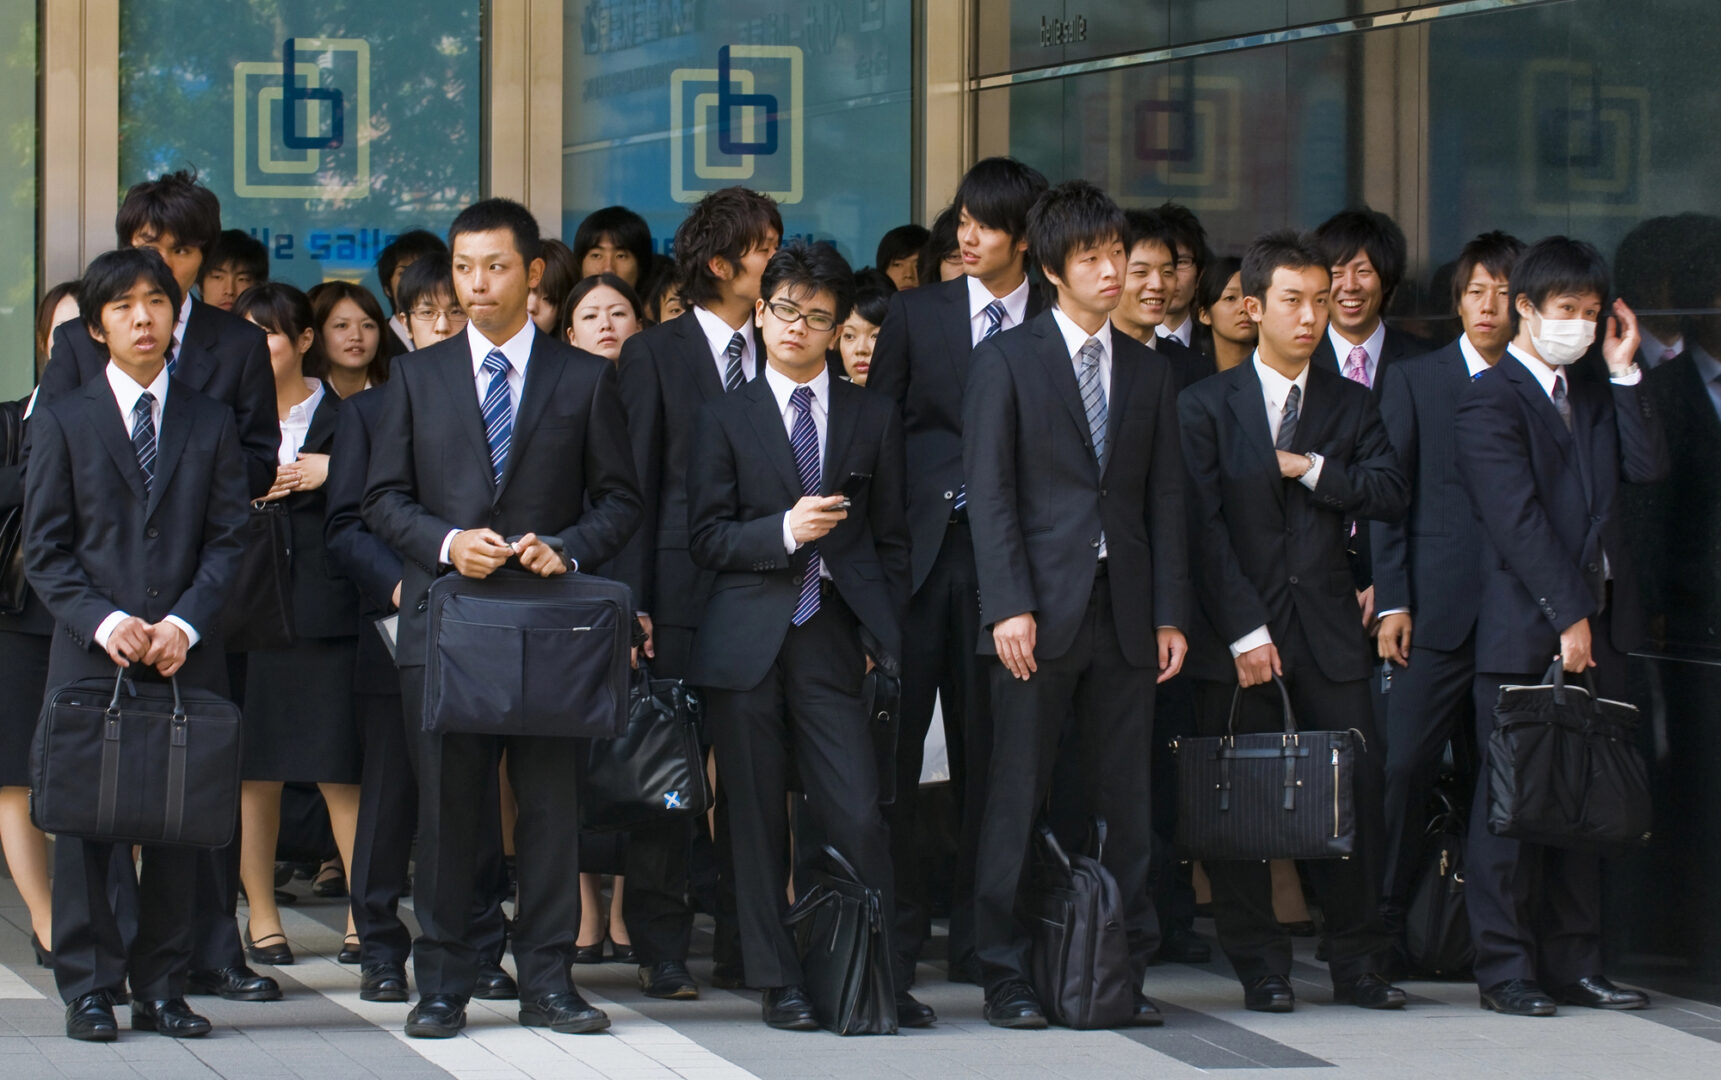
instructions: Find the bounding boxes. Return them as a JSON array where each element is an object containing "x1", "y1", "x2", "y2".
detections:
[
  {"x1": 1241, "y1": 230, "x2": 1329, "y2": 301},
  {"x1": 955, "y1": 157, "x2": 1049, "y2": 242},
  {"x1": 557, "y1": 273, "x2": 645, "y2": 340},
  {"x1": 1613, "y1": 215, "x2": 1684, "y2": 311},
  {"x1": 448, "y1": 198, "x2": 542, "y2": 267},
  {"x1": 761, "y1": 239, "x2": 856, "y2": 324},
  {"x1": 232, "y1": 281, "x2": 313, "y2": 343},
  {"x1": 1314, "y1": 207, "x2": 1408, "y2": 301},
  {"x1": 673, "y1": 187, "x2": 783, "y2": 309},
  {"x1": 79, "y1": 248, "x2": 182, "y2": 336},
  {"x1": 572, "y1": 206, "x2": 655, "y2": 278},
  {"x1": 1196, "y1": 254, "x2": 1244, "y2": 315},
  {"x1": 642, "y1": 257, "x2": 681, "y2": 324},
  {"x1": 918, "y1": 204, "x2": 960, "y2": 287},
  {"x1": 849, "y1": 267, "x2": 895, "y2": 326},
  {"x1": 306, "y1": 280, "x2": 394, "y2": 384},
  {"x1": 1026, "y1": 180, "x2": 1126, "y2": 283},
  {"x1": 1157, "y1": 202, "x2": 1210, "y2": 274},
  {"x1": 202, "y1": 229, "x2": 269, "y2": 283},
  {"x1": 1450, "y1": 231, "x2": 1525, "y2": 311},
  {"x1": 376, "y1": 229, "x2": 449, "y2": 308},
  {"x1": 1123, "y1": 209, "x2": 1177, "y2": 260},
  {"x1": 34, "y1": 280, "x2": 80, "y2": 365},
  {"x1": 1508, "y1": 236, "x2": 1611, "y2": 332},
  {"x1": 395, "y1": 253, "x2": 456, "y2": 315},
  {"x1": 1667, "y1": 215, "x2": 1721, "y2": 340},
  {"x1": 535, "y1": 238, "x2": 582, "y2": 316},
  {"x1": 115, "y1": 169, "x2": 221, "y2": 257},
  {"x1": 875, "y1": 224, "x2": 930, "y2": 273}
]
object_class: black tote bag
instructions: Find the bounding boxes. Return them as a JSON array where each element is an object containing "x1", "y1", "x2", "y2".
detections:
[
  {"x1": 1174, "y1": 675, "x2": 1360, "y2": 862},
  {"x1": 0, "y1": 398, "x2": 29, "y2": 616},
  {"x1": 1024, "y1": 820, "x2": 1135, "y2": 1030},
  {"x1": 221, "y1": 501, "x2": 295, "y2": 652},
  {"x1": 581, "y1": 661, "x2": 710, "y2": 831},
  {"x1": 1404, "y1": 785, "x2": 1474, "y2": 978},
  {"x1": 783, "y1": 845, "x2": 897, "y2": 1036}
]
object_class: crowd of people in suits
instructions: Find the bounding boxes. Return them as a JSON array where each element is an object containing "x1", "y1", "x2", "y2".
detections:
[{"x1": 1, "y1": 154, "x2": 1713, "y2": 1043}]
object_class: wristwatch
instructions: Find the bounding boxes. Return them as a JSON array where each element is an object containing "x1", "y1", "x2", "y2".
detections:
[{"x1": 1304, "y1": 451, "x2": 1318, "y2": 476}]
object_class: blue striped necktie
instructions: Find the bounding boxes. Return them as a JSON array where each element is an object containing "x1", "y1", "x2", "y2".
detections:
[
  {"x1": 1077, "y1": 337, "x2": 1107, "y2": 469},
  {"x1": 789, "y1": 385, "x2": 822, "y2": 626},
  {"x1": 723, "y1": 332, "x2": 747, "y2": 391},
  {"x1": 131, "y1": 392, "x2": 157, "y2": 495},
  {"x1": 953, "y1": 301, "x2": 1008, "y2": 514},
  {"x1": 480, "y1": 348, "x2": 513, "y2": 485}
]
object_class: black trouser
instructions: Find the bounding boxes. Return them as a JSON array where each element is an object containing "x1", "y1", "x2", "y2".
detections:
[
  {"x1": 890, "y1": 519, "x2": 990, "y2": 978},
  {"x1": 1466, "y1": 613, "x2": 1623, "y2": 990},
  {"x1": 55, "y1": 839, "x2": 197, "y2": 1002},
  {"x1": 1380, "y1": 631, "x2": 1476, "y2": 911},
  {"x1": 401, "y1": 668, "x2": 579, "y2": 1000},
  {"x1": 186, "y1": 652, "x2": 251, "y2": 973},
  {"x1": 1192, "y1": 624, "x2": 1392, "y2": 988},
  {"x1": 622, "y1": 622, "x2": 696, "y2": 968},
  {"x1": 1149, "y1": 675, "x2": 1200, "y2": 939},
  {"x1": 704, "y1": 590, "x2": 896, "y2": 990},
  {"x1": 974, "y1": 574, "x2": 1158, "y2": 994}
]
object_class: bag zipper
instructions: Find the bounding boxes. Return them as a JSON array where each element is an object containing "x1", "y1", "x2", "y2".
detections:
[{"x1": 1332, "y1": 748, "x2": 1340, "y2": 837}]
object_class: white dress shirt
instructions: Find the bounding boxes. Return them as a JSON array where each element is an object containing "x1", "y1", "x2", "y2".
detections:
[
  {"x1": 1639, "y1": 332, "x2": 1683, "y2": 369},
  {"x1": 1692, "y1": 345, "x2": 1721, "y2": 426},
  {"x1": 438, "y1": 320, "x2": 541, "y2": 567},
  {"x1": 1328, "y1": 319, "x2": 1387, "y2": 387},
  {"x1": 277, "y1": 378, "x2": 326, "y2": 466},
  {"x1": 389, "y1": 312, "x2": 415, "y2": 352},
  {"x1": 170, "y1": 293, "x2": 192, "y2": 360},
  {"x1": 1050, "y1": 307, "x2": 1112, "y2": 559},
  {"x1": 968, "y1": 274, "x2": 1031, "y2": 347},
  {"x1": 93, "y1": 362, "x2": 200, "y2": 651},
  {"x1": 693, "y1": 304, "x2": 758, "y2": 385},
  {"x1": 769, "y1": 364, "x2": 834, "y2": 579},
  {"x1": 1458, "y1": 332, "x2": 1493, "y2": 378},
  {"x1": 1155, "y1": 314, "x2": 1194, "y2": 349}
]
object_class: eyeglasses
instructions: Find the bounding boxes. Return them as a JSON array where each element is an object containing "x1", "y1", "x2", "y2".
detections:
[
  {"x1": 766, "y1": 301, "x2": 836, "y2": 332},
  {"x1": 410, "y1": 307, "x2": 468, "y2": 326},
  {"x1": 1174, "y1": 256, "x2": 1197, "y2": 271}
]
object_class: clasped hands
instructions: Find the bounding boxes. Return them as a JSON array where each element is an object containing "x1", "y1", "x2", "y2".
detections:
[
  {"x1": 104, "y1": 616, "x2": 190, "y2": 677},
  {"x1": 451, "y1": 529, "x2": 566, "y2": 579}
]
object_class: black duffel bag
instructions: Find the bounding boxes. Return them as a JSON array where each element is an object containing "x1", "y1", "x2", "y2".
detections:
[
  {"x1": 784, "y1": 845, "x2": 897, "y2": 1036},
  {"x1": 1025, "y1": 819, "x2": 1134, "y2": 1030},
  {"x1": 31, "y1": 667, "x2": 242, "y2": 848},
  {"x1": 425, "y1": 569, "x2": 631, "y2": 738},
  {"x1": 1486, "y1": 660, "x2": 1652, "y2": 852},
  {"x1": 1175, "y1": 675, "x2": 1359, "y2": 862},
  {"x1": 221, "y1": 501, "x2": 296, "y2": 652},
  {"x1": 582, "y1": 661, "x2": 710, "y2": 831},
  {"x1": 1404, "y1": 784, "x2": 1474, "y2": 978}
]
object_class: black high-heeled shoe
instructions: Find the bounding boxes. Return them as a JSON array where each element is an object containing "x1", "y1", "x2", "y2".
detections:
[
  {"x1": 572, "y1": 942, "x2": 604, "y2": 965},
  {"x1": 607, "y1": 936, "x2": 637, "y2": 964},
  {"x1": 31, "y1": 933, "x2": 52, "y2": 969},
  {"x1": 244, "y1": 926, "x2": 295, "y2": 966},
  {"x1": 338, "y1": 933, "x2": 362, "y2": 965}
]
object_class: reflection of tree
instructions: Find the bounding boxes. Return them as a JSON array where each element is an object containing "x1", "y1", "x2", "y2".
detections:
[{"x1": 0, "y1": 0, "x2": 35, "y2": 398}]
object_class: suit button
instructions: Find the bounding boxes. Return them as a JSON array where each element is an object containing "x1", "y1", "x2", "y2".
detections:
[
  {"x1": 1089, "y1": 538, "x2": 1100, "y2": 548},
  {"x1": 1591, "y1": 515, "x2": 1603, "y2": 524},
  {"x1": 1288, "y1": 576, "x2": 1299, "y2": 585},
  {"x1": 416, "y1": 599, "x2": 428, "y2": 613},
  {"x1": 1586, "y1": 563, "x2": 1600, "y2": 573},
  {"x1": 1100, "y1": 488, "x2": 1108, "y2": 497},
  {"x1": 146, "y1": 586, "x2": 159, "y2": 599},
  {"x1": 146, "y1": 526, "x2": 159, "y2": 539},
  {"x1": 943, "y1": 490, "x2": 954, "y2": 500}
]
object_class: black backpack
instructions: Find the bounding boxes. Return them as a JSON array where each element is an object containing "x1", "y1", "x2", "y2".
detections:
[{"x1": 1024, "y1": 819, "x2": 1135, "y2": 1029}]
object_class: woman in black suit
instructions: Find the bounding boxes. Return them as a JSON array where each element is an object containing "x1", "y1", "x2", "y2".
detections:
[{"x1": 232, "y1": 284, "x2": 363, "y2": 965}]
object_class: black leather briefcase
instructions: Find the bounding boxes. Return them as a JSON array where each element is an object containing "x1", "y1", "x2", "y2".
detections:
[
  {"x1": 582, "y1": 661, "x2": 710, "y2": 831},
  {"x1": 425, "y1": 570, "x2": 632, "y2": 737},
  {"x1": 784, "y1": 845, "x2": 897, "y2": 1036},
  {"x1": 1025, "y1": 820, "x2": 1135, "y2": 1030},
  {"x1": 1404, "y1": 784, "x2": 1474, "y2": 979},
  {"x1": 862, "y1": 669, "x2": 901, "y2": 806},
  {"x1": 221, "y1": 501, "x2": 295, "y2": 652},
  {"x1": 1487, "y1": 660, "x2": 1652, "y2": 852},
  {"x1": 1174, "y1": 676, "x2": 1359, "y2": 862},
  {"x1": 31, "y1": 668, "x2": 242, "y2": 848}
]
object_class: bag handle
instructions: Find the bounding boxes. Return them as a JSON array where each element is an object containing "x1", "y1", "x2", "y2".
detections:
[
  {"x1": 1542, "y1": 655, "x2": 1598, "y2": 706},
  {"x1": 1226, "y1": 674, "x2": 1299, "y2": 739},
  {"x1": 1034, "y1": 822, "x2": 1073, "y2": 876},
  {"x1": 1089, "y1": 816, "x2": 1108, "y2": 863}
]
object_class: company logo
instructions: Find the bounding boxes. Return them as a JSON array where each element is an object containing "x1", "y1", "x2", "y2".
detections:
[
  {"x1": 1108, "y1": 71, "x2": 1242, "y2": 212},
  {"x1": 232, "y1": 37, "x2": 372, "y2": 200},
  {"x1": 663, "y1": 790, "x2": 684, "y2": 810},
  {"x1": 1521, "y1": 60, "x2": 1648, "y2": 217},
  {"x1": 669, "y1": 44, "x2": 803, "y2": 204}
]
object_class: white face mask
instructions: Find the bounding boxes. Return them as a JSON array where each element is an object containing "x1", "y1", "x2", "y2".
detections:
[{"x1": 1528, "y1": 314, "x2": 1595, "y2": 366}]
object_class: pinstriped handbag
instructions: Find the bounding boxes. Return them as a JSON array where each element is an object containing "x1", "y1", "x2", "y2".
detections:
[{"x1": 1173, "y1": 676, "x2": 1359, "y2": 861}]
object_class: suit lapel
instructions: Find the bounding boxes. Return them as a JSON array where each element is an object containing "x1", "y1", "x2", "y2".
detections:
[
  {"x1": 1502, "y1": 355, "x2": 1577, "y2": 465},
  {"x1": 83, "y1": 380, "x2": 148, "y2": 503},
  {"x1": 821, "y1": 373, "x2": 858, "y2": 493},
  {"x1": 171, "y1": 302, "x2": 222, "y2": 392},
  {"x1": 1033, "y1": 317, "x2": 1093, "y2": 447},
  {"x1": 744, "y1": 379, "x2": 805, "y2": 500},
  {"x1": 435, "y1": 342, "x2": 494, "y2": 484},
  {"x1": 676, "y1": 311, "x2": 726, "y2": 400},
  {"x1": 1226, "y1": 364, "x2": 1283, "y2": 504},
  {"x1": 1101, "y1": 341, "x2": 1140, "y2": 480},
  {"x1": 146, "y1": 381, "x2": 194, "y2": 519},
  {"x1": 498, "y1": 331, "x2": 559, "y2": 498},
  {"x1": 1292, "y1": 366, "x2": 1337, "y2": 453},
  {"x1": 943, "y1": 279, "x2": 977, "y2": 386},
  {"x1": 302, "y1": 387, "x2": 340, "y2": 454}
]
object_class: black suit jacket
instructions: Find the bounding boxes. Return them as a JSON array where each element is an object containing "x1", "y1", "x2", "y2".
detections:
[
  {"x1": 325, "y1": 386, "x2": 404, "y2": 694},
  {"x1": 1455, "y1": 353, "x2": 1668, "y2": 674},
  {"x1": 23, "y1": 376, "x2": 249, "y2": 687},
  {"x1": 1154, "y1": 333, "x2": 1217, "y2": 393},
  {"x1": 684, "y1": 371, "x2": 910, "y2": 692},
  {"x1": 0, "y1": 397, "x2": 51, "y2": 635},
  {"x1": 278, "y1": 390, "x2": 360, "y2": 640},
  {"x1": 869, "y1": 276, "x2": 1047, "y2": 591},
  {"x1": 962, "y1": 312, "x2": 1189, "y2": 667},
  {"x1": 1178, "y1": 361, "x2": 1409, "y2": 683},
  {"x1": 1629, "y1": 354, "x2": 1721, "y2": 649},
  {"x1": 42, "y1": 300, "x2": 278, "y2": 500},
  {"x1": 362, "y1": 328, "x2": 643, "y2": 667},
  {"x1": 1369, "y1": 339, "x2": 1486, "y2": 652},
  {"x1": 614, "y1": 310, "x2": 762, "y2": 628}
]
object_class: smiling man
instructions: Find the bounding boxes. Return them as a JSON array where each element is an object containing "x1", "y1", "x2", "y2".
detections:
[{"x1": 1112, "y1": 208, "x2": 1216, "y2": 393}]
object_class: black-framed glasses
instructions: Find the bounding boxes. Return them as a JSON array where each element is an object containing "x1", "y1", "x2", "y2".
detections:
[
  {"x1": 766, "y1": 300, "x2": 836, "y2": 332},
  {"x1": 410, "y1": 307, "x2": 469, "y2": 326}
]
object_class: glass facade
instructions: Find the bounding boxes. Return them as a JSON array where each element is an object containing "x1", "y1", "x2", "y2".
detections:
[{"x1": 0, "y1": 0, "x2": 35, "y2": 400}]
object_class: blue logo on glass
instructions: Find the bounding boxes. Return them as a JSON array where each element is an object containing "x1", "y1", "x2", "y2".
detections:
[
  {"x1": 280, "y1": 37, "x2": 344, "y2": 151},
  {"x1": 669, "y1": 45, "x2": 803, "y2": 203},
  {"x1": 716, "y1": 46, "x2": 776, "y2": 157}
]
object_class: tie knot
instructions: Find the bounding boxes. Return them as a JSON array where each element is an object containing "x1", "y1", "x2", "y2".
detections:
[
  {"x1": 1285, "y1": 383, "x2": 1302, "y2": 409},
  {"x1": 134, "y1": 392, "x2": 155, "y2": 414},
  {"x1": 790, "y1": 384, "x2": 814, "y2": 412},
  {"x1": 726, "y1": 331, "x2": 746, "y2": 360},
  {"x1": 1078, "y1": 338, "x2": 1103, "y2": 367},
  {"x1": 985, "y1": 300, "x2": 1005, "y2": 321},
  {"x1": 482, "y1": 349, "x2": 509, "y2": 377}
]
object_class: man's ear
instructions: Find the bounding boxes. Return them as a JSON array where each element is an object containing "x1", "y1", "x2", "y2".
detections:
[
  {"x1": 709, "y1": 255, "x2": 735, "y2": 283},
  {"x1": 1243, "y1": 295, "x2": 1264, "y2": 324}
]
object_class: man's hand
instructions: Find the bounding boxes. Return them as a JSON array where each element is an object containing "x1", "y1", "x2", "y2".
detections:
[
  {"x1": 1234, "y1": 642, "x2": 1282, "y2": 688},
  {"x1": 993, "y1": 613, "x2": 1038, "y2": 681},
  {"x1": 294, "y1": 452, "x2": 330, "y2": 492},
  {"x1": 258, "y1": 463, "x2": 299, "y2": 503},
  {"x1": 788, "y1": 495, "x2": 848, "y2": 545},
  {"x1": 514, "y1": 533, "x2": 568, "y2": 577},
  {"x1": 1356, "y1": 585, "x2": 1376, "y2": 628},
  {"x1": 865, "y1": 655, "x2": 877, "y2": 675},
  {"x1": 1156, "y1": 627, "x2": 1188, "y2": 684},
  {"x1": 638, "y1": 613, "x2": 655, "y2": 659},
  {"x1": 104, "y1": 616, "x2": 152, "y2": 668},
  {"x1": 450, "y1": 528, "x2": 513, "y2": 579},
  {"x1": 1276, "y1": 450, "x2": 1311, "y2": 479},
  {"x1": 1377, "y1": 612, "x2": 1413, "y2": 666},
  {"x1": 1560, "y1": 617, "x2": 1595, "y2": 673},
  {"x1": 142, "y1": 621, "x2": 190, "y2": 678},
  {"x1": 1601, "y1": 297, "x2": 1641, "y2": 376},
  {"x1": 391, "y1": 581, "x2": 402, "y2": 611}
]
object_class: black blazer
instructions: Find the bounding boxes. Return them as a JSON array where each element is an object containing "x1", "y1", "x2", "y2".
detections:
[
  {"x1": 1155, "y1": 333, "x2": 1217, "y2": 393},
  {"x1": 614, "y1": 310, "x2": 762, "y2": 628},
  {"x1": 0, "y1": 397, "x2": 51, "y2": 635},
  {"x1": 276, "y1": 390, "x2": 360, "y2": 640},
  {"x1": 324, "y1": 386, "x2": 405, "y2": 694},
  {"x1": 362, "y1": 328, "x2": 643, "y2": 667},
  {"x1": 1455, "y1": 353, "x2": 1668, "y2": 674},
  {"x1": 869, "y1": 276, "x2": 1048, "y2": 591},
  {"x1": 962, "y1": 312, "x2": 1189, "y2": 667},
  {"x1": 1177, "y1": 360, "x2": 1409, "y2": 683},
  {"x1": 684, "y1": 371, "x2": 910, "y2": 692},
  {"x1": 42, "y1": 300, "x2": 278, "y2": 500},
  {"x1": 1369, "y1": 339, "x2": 1487, "y2": 652},
  {"x1": 23, "y1": 376, "x2": 249, "y2": 688},
  {"x1": 1629, "y1": 354, "x2": 1721, "y2": 649}
]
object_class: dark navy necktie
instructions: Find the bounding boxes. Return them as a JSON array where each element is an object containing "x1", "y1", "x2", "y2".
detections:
[
  {"x1": 789, "y1": 385, "x2": 822, "y2": 626},
  {"x1": 131, "y1": 392, "x2": 157, "y2": 495},
  {"x1": 1275, "y1": 384, "x2": 1301, "y2": 451},
  {"x1": 724, "y1": 332, "x2": 747, "y2": 392},
  {"x1": 480, "y1": 349, "x2": 513, "y2": 484}
]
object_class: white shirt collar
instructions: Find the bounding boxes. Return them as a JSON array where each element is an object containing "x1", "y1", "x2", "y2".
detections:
[
  {"x1": 1253, "y1": 351, "x2": 1310, "y2": 410},
  {"x1": 278, "y1": 378, "x2": 326, "y2": 464},
  {"x1": 1049, "y1": 306, "x2": 1113, "y2": 364},
  {"x1": 1640, "y1": 332, "x2": 1683, "y2": 367},
  {"x1": 1689, "y1": 343, "x2": 1720, "y2": 382},
  {"x1": 1507, "y1": 342, "x2": 1566, "y2": 399},
  {"x1": 1329, "y1": 319, "x2": 1387, "y2": 379},
  {"x1": 105, "y1": 360, "x2": 170, "y2": 428},
  {"x1": 389, "y1": 312, "x2": 416, "y2": 351},
  {"x1": 1457, "y1": 333, "x2": 1493, "y2": 378},
  {"x1": 692, "y1": 304, "x2": 756, "y2": 377},
  {"x1": 1156, "y1": 314, "x2": 1193, "y2": 347},
  {"x1": 967, "y1": 273, "x2": 1032, "y2": 326},
  {"x1": 171, "y1": 293, "x2": 193, "y2": 354},
  {"x1": 762, "y1": 361, "x2": 830, "y2": 417},
  {"x1": 466, "y1": 318, "x2": 537, "y2": 378}
]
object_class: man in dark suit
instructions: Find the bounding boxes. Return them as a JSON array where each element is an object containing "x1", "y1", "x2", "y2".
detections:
[
  {"x1": 1371, "y1": 232, "x2": 1523, "y2": 944},
  {"x1": 964, "y1": 181, "x2": 1189, "y2": 1029},
  {"x1": 1178, "y1": 231, "x2": 1409, "y2": 1013},
  {"x1": 1152, "y1": 201, "x2": 1211, "y2": 357},
  {"x1": 364, "y1": 198, "x2": 642, "y2": 1039},
  {"x1": 684, "y1": 240, "x2": 931, "y2": 1031},
  {"x1": 1112, "y1": 208, "x2": 1217, "y2": 394},
  {"x1": 615, "y1": 186, "x2": 780, "y2": 996},
  {"x1": 24, "y1": 248, "x2": 250, "y2": 1041},
  {"x1": 1455, "y1": 237, "x2": 1667, "y2": 1017},
  {"x1": 867, "y1": 157, "x2": 1047, "y2": 985}
]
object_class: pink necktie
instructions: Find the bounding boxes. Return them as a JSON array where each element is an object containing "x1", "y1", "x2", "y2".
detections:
[{"x1": 1344, "y1": 344, "x2": 1370, "y2": 388}]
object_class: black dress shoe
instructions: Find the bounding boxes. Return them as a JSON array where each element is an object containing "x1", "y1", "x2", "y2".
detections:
[
  {"x1": 762, "y1": 985, "x2": 820, "y2": 1030},
  {"x1": 131, "y1": 998, "x2": 212, "y2": 1038},
  {"x1": 520, "y1": 990, "x2": 611, "y2": 1034},
  {"x1": 32, "y1": 933, "x2": 52, "y2": 969},
  {"x1": 244, "y1": 926, "x2": 295, "y2": 966},
  {"x1": 1244, "y1": 974, "x2": 1295, "y2": 1013},
  {"x1": 1334, "y1": 973, "x2": 1407, "y2": 1010},
  {"x1": 1551, "y1": 976, "x2": 1649, "y2": 1011},
  {"x1": 1157, "y1": 927, "x2": 1211, "y2": 965},
  {"x1": 896, "y1": 991, "x2": 936, "y2": 1028},
  {"x1": 1480, "y1": 978, "x2": 1557, "y2": 1017},
  {"x1": 984, "y1": 980, "x2": 1049, "y2": 1029},
  {"x1": 406, "y1": 995, "x2": 468, "y2": 1038},
  {"x1": 360, "y1": 963, "x2": 410, "y2": 1003},
  {"x1": 639, "y1": 960, "x2": 699, "y2": 1000},
  {"x1": 572, "y1": 942, "x2": 604, "y2": 965},
  {"x1": 1131, "y1": 988, "x2": 1165, "y2": 1027},
  {"x1": 339, "y1": 934, "x2": 363, "y2": 965},
  {"x1": 188, "y1": 966, "x2": 283, "y2": 1002},
  {"x1": 64, "y1": 991, "x2": 117, "y2": 1042},
  {"x1": 607, "y1": 936, "x2": 638, "y2": 964},
  {"x1": 474, "y1": 960, "x2": 519, "y2": 1001},
  {"x1": 711, "y1": 962, "x2": 745, "y2": 990}
]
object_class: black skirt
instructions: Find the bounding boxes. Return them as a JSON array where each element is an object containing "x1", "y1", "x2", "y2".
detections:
[
  {"x1": 0, "y1": 629, "x2": 50, "y2": 787},
  {"x1": 243, "y1": 637, "x2": 361, "y2": 783}
]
